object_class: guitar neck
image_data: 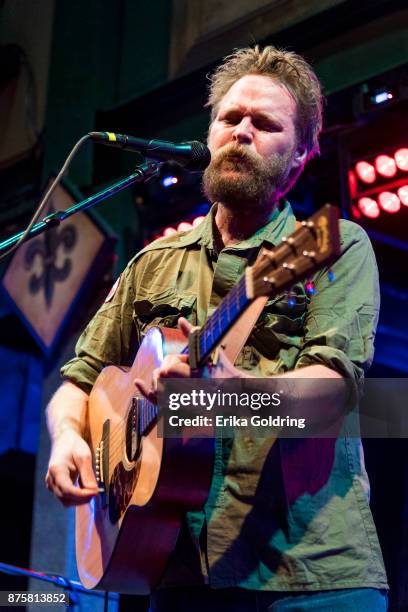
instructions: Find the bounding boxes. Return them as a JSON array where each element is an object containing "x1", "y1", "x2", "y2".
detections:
[{"x1": 195, "y1": 275, "x2": 250, "y2": 365}]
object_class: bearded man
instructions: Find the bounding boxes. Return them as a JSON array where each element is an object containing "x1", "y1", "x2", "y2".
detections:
[{"x1": 46, "y1": 46, "x2": 388, "y2": 611}]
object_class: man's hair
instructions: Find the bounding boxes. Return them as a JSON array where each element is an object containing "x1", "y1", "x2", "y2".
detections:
[{"x1": 206, "y1": 45, "x2": 324, "y2": 159}]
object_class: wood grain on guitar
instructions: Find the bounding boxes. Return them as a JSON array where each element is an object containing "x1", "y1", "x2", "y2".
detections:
[{"x1": 75, "y1": 204, "x2": 340, "y2": 593}]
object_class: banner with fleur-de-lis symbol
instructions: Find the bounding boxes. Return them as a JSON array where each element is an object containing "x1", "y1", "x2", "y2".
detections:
[{"x1": 1, "y1": 180, "x2": 114, "y2": 355}]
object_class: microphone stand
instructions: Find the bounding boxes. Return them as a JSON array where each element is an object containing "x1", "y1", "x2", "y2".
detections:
[
  {"x1": 0, "y1": 161, "x2": 160, "y2": 254},
  {"x1": 0, "y1": 561, "x2": 119, "y2": 610}
]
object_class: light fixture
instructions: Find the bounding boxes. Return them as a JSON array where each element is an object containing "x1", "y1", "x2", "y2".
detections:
[
  {"x1": 357, "y1": 197, "x2": 380, "y2": 219},
  {"x1": 355, "y1": 161, "x2": 376, "y2": 184},
  {"x1": 394, "y1": 149, "x2": 408, "y2": 172},
  {"x1": 375, "y1": 155, "x2": 397, "y2": 178},
  {"x1": 378, "y1": 191, "x2": 401, "y2": 213}
]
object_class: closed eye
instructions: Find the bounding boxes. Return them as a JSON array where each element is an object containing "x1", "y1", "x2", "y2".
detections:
[
  {"x1": 254, "y1": 119, "x2": 282, "y2": 132},
  {"x1": 221, "y1": 113, "x2": 241, "y2": 125},
  {"x1": 218, "y1": 110, "x2": 283, "y2": 132}
]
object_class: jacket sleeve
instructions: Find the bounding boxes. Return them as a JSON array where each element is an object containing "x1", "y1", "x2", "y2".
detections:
[
  {"x1": 60, "y1": 263, "x2": 138, "y2": 395},
  {"x1": 294, "y1": 220, "x2": 380, "y2": 390}
]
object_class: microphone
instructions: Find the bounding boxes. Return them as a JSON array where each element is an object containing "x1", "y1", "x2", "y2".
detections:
[{"x1": 89, "y1": 131, "x2": 211, "y2": 171}]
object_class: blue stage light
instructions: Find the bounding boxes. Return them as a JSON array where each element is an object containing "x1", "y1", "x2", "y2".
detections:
[
  {"x1": 372, "y1": 91, "x2": 393, "y2": 105},
  {"x1": 162, "y1": 176, "x2": 178, "y2": 188}
]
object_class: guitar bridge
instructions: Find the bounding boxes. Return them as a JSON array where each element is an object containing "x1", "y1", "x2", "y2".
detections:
[{"x1": 95, "y1": 419, "x2": 110, "y2": 507}]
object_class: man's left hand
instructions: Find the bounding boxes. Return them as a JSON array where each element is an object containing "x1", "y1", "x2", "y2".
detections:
[{"x1": 134, "y1": 317, "x2": 192, "y2": 404}]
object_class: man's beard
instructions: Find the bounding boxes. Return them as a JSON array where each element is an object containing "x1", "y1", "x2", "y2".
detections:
[{"x1": 202, "y1": 142, "x2": 293, "y2": 211}]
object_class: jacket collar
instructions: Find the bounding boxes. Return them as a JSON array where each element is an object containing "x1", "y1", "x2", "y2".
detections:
[{"x1": 138, "y1": 200, "x2": 296, "y2": 256}]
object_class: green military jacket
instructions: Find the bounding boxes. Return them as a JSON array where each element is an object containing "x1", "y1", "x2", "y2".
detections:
[{"x1": 61, "y1": 201, "x2": 388, "y2": 591}]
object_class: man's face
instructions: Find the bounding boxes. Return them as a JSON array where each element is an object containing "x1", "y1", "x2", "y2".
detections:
[{"x1": 203, "y1": 74, "x2": 306, "y2": 211}]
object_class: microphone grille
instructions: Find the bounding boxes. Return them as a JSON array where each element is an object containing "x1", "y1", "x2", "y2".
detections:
[{"x1": 186, "y1": 141, "x2": 211, "y2": 171}]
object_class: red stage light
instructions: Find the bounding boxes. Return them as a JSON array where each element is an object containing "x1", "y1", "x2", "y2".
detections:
[
  {"x1": 192, "y1": 215, "x2": 205, "y2": 227},
  {"x1": 375, "y1": 155, "x2": 397, "y2": 178},
  {"x1": 177, "y1": 221, "x2": 193, "y2": 232},
  {"x1": 351, "y1": 204, "x2": 362, "y2": 219},
  {"x1": 348, "y1": 170, "x2": 357, "y2": 197},
  {"x1": 395, "y1": 148, "x2": 408, "y2": 172},
  {"x1": 163, "y1": 226, "x2": 177, "y2": 236},
  {"x1": 378, "y1": 191, "x2": 400, "y2": 213},
  {"x1": 397, "y1": 185, "x2": 408, "y2": 206},
  {"x1": 355, "y1": 161, "x2": 376, "y2": 184},
  {"x1": 358, "y1": 197, "x2": 380, "y2": 219}
]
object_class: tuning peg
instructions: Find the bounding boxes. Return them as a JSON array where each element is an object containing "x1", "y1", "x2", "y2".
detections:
[
  {"x1": 305, "y1": 280, "x2": 316, "y2": 296},
  {"x1": 281, "y1": 235, "x2": 296, "y2": 252},
  {"x1": 302, "y1": 249, "x2": 316, "y2": 260},
  {"x1": 263, "y1": 276, "x2": 276, "y2": 287}
]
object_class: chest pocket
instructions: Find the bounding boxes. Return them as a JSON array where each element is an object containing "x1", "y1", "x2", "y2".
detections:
[
  {"x1": 251, "y1": 289, "x2": 308, "y2": 359},
  {"x1": 133, "y1": 287, "x2": 197, "y2": 340}
]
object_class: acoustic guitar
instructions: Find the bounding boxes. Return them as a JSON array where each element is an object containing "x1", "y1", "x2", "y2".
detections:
[{"x1": 75, "y1": 204, "x2": 340, "y2": 593}]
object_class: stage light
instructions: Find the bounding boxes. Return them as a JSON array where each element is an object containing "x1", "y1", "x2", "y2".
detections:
[
  {"x1": 397, "y1": 185, "x2": 408, "y2": 206},
  {"x1": 192, "y1": 215, "x2": 205, "y2": 227},
  {"x1": 351, "y1": 204, "x2": 362, "y2": 219},
  {"x1": 355, "y1": 161, "x2": 376, "y2": 184},
  {"x1": 177, "y1": 221, "x2": 193, "y2": 232},
  {"x1": 378, "y1": 191, "x2": 400, "y2": 213},
  {"x1": 395, "y1": 149, "x2": 408, "y2": 172},
  {"x1": 348, "y1": 171, "x2": 357, "y2": 198},
  {"x1": 154, "y1": 213, "x2": 207, "y2": 240},
  {"x1": 162, "y1": 176, "x2": 178, "y2": 188},
  {"x1": 163, "y1": 226, "x2": 177, "y2": 236},
  {"x1": 372, "y1": 91, "x2": 393, "y2": 105},
  {"x1": 358, "y1": 197, "x2": 380, "y2": 219},
  {"x1": 375, "y1": 155, "x2": 397, "y2": 178}
]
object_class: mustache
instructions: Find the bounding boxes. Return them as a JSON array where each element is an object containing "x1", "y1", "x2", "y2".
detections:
[{"x1": 212, "y1": 143, "x2": 260, "y2": 166}]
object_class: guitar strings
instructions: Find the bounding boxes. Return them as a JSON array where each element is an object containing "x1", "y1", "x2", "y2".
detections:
[{"x1": 101, "y1": 398, "x2": 156, "y2": 473}]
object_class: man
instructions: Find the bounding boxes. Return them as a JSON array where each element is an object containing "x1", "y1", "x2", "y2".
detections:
[{"x1": 46, "y1": 46, "x2": 388, "y2": 610}]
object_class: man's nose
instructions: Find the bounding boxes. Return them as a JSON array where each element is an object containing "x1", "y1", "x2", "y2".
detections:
[{"x1": 232, "y1": 118, "x2": 253, "y2": 144}]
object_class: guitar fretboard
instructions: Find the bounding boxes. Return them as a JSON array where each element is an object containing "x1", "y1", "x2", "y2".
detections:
[
  {"x1": 138, "y1": 399, "x2": 157, "y2": 436},
  {"x1": 197, "y1": 275, "x2": 249, "y2": 364}
]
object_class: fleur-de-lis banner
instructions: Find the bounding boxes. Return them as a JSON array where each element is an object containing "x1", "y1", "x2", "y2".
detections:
[{"x1": 1, "y1": 180, "x2": 113, "y2": 355}]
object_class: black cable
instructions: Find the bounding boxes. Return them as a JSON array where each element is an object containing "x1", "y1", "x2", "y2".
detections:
[{"x1": 0, "y1": 133, "x2": 91, "y2": 262}]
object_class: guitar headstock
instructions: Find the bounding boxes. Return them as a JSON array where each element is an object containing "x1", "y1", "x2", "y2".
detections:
[{"x1": 246, "y1": 204, "x2": 341, "y2": 298}]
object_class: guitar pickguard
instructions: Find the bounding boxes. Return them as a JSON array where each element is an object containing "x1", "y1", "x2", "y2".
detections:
[{"x1": 109, "y1": 458, "x2": 141, "y2": 524}]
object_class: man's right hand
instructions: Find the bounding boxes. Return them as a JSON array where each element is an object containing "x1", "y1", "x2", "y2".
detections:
[{"x1": 45, "y1": 429, "x2": 99, "y2": 507}]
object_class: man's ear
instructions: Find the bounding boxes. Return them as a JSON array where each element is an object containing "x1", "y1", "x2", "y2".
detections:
[
  {"x1": 292, "y1": 145, "x2": 308, "y2": 169},
  {"x1": 282, "y1": 145, "x2": 308, "y2": 196}
]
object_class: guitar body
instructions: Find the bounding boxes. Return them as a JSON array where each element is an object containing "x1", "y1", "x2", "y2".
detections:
[{"x1": 75, "y1": 327, "x2": 215, "y2": 594}]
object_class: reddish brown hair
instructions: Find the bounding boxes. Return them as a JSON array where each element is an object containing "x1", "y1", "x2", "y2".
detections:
[{"x1": 207, "y1": 45, "x2": 324, "y2": 158}]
